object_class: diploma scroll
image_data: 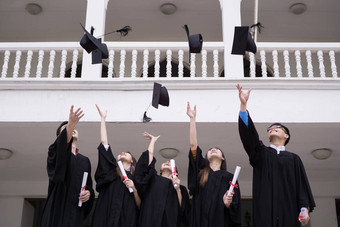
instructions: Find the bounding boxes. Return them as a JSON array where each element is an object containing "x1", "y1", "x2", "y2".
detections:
[
  {"x1": 170, "y1": 159, "x2": 178, "y2": 189},
  {"x1": 78, "y1": 172, "x2": 88, "y2": 207},
  {"x1": 117, "y1": 161, "x2": 134, "y2": 193},
  {"x1": 228, "y1": 166, "x2": 241, "y2": 196}
]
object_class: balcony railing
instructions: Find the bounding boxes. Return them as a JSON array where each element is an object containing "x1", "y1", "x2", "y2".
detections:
[{"x1": 0, "y1": 42, "x2": 339, "y2": 80}]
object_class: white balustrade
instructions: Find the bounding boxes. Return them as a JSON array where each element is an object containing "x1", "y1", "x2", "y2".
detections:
[
  {"x1": 272, "y1": 50, "x2": 279, "y2": 77},
  {"x1": 178, "y1": 50, "x2": 184, "y2": 78},
  {"x1": 305, "y1": 50, "x2": 314, "y2": 78},
  {"x1": 295, "y1": 50, "x2": 302, "y2": 78},
  {"x1": 36, "y1": 50, "x2": 44, "y2": 78},
  {"x1": 131, "y1": 50, "x2": 137, "y2": 78},
  {"x1": 249, "y1": 52, "x2": 256, "y2": 78},
  {"x1": 154, "y1": 50, "x2": 160, "y2": 78},
  {"x1": 119, "y1": 50, "x2": 126, "y2": 78},
  {"x1": 190, "y1": 53, "x2": 196, "y2": 78},
  {"x1": 260, "y1": 50, "x2": 267, "y2": 77},
  {"x1": 13, "y1": 50, "x2": 22, "y2": 78},
  {"x1": 166, "y1": 50, "x2": 172, "y2": 78},
  {"x1": 202, "y1": 50, "x2": 207, "y2": 78},
  {"x1": 213, "y1": 50, "x2": 219, "y2": 78},
  {"x1": 71, "y1": 50, "x2": 78, "y2": 78},
  {"x1": 317, "y1": 50, "x2": 326, "y2": 78},
  {"x1": 329, "y1": 50, "x2": 338, "y2": 78},
  {"x1": 48, "y1": 50, "x2": 56, "y2": 78},
  {"x1": 283, "y1": 50, "x2": 291, "y2": 78},
  {"x1": 1, "y1": 50, "x2": 10, "y2": 78},
  {"x1": 108, "y1": 50, "x2": 115, "y2": 78},
  {"x1": 59, "y1": 50, "x2": 67, "y2": 78},
  {"x1": 142, "y1": 50, "x2": 149, "y2": 78},
  {"x1": 24, "y1": 50, "x2": 33, "y2": 78}
]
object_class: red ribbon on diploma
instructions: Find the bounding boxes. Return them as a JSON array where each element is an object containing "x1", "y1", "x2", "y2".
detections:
[
  {"x1": 81, "y1": 185, "x2": 87, "y2": 191},
  {"x1": 229, "y1": 181, "x2": 238, "y2": 189}
]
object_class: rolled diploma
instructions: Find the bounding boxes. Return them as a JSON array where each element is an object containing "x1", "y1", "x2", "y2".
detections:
[
  {"x1": 228, "y1": 166, "x2": 241, "y2": 196},
  {"x1": 117, "y1": 161, "x2": 134, "y2": 193},
  {"x1": 170, "y1": 159, "x2": 178, "y2": 189},
  {"x1": 78, "y1": 172, "x2": 88, "y2": 207}
]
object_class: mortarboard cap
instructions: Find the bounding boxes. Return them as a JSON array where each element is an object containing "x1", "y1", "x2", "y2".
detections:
[
  {"x1": 231, "y1": 26, "x2": 257, "y2": 55},
  {"x1": 152, "y1": 82, "x2": 170, "y2": 109},
  {"x1": 183, "y1": 24, "x2": 203, "y2": 54},
  {"x1": 79, "y1": 24, "x2": 109, "y2": 64}
]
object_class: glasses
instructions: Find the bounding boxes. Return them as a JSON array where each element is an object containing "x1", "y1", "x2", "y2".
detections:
[{"x1": 267, "y1": 125, "x2": 287, "y2": 134}]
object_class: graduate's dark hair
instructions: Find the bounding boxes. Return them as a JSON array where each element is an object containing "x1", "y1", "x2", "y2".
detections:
[
  {"x1": 269, "y1": 123, "x2": 290, "y2": 145},
  {"x1": 199, "y1": 147, "x2": 227, "y2": 187},
  {"x1": 56, "y1": 121, "x2": 68, "y2": 136},
  {"x1": 116, "y1": 152, "x2": 137, "y2": 180}
]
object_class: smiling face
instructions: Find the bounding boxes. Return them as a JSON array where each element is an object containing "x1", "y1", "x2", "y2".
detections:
[
  {"x1": 207, "y1": 147, "x2": 225, "y2": 162},
  {"x1": 267, "y1": 124, "x2": 289, "y2": 144},
  {"x1": 117, "y1": 152, "x2": 133, "y2": 164},
  {"x1": 161, "y1": 161, "x2": 171, "y2": 172}
]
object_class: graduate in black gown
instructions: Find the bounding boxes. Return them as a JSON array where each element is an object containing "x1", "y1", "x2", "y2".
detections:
[
  {"x1": 186, "y1": 102, "x2": 242, "y2": 227},
  {"x1": 236, "y1": 84, "x2": 316, "y2": 227},
  {"x1": 40, "y1": 105, "x2": 94, "y2": 227},
  {"x1": 91, "y1": 105, "x2": 141, "y2": 227},
  {"x1": 134, "y1": 132, "x2": 189, "y2": 227}
]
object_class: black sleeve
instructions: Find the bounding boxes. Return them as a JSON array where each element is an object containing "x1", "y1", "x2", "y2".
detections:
[
  {"x1": 47, "y1": 129, "x2": 71, "y2": 183},
  {"x1": 179, "y1": 185, "x2": 191, "y2": 227},
  {"x1": 238, "y1": 112, "x2": 263, "y2": 167},
  {"x1": 187, "y1": 146, "x2": 206, "y2": 196},
  {"x1": 228, "y1": 180, "x2": 242, "y2": 226},
  {"x1": 134, "y1": 150, "x2": 157, "y2": 198},
  {"x1": 83, "y1": 157, "x2": 95, "y2": 218},
  {"x1": 94, "y1": 143, "x2": 119, "y2": 192},
  {"x1": 294, "y1": 154, "x2": 316, "y2": 212}
]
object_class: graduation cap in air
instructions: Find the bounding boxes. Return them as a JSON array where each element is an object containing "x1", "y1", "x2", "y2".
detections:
[
  {"x1": 231, "y1": 26, "x2": 257, "y2": 55},
  {"x1": 80, "y1": 23, "x2": 109, "y2": 64},
  {"x1": 143, "y1": 82, "x2": 170, "y2": 123},
  {"x1": 183, "y1": 24, "x2": 203, "y2": 54}
]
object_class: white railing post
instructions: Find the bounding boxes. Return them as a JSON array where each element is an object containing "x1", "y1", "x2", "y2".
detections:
[
  {"x1": 260, "y1": 50, "x2": 267, "y2": 77},
  {"x1": 249, "y1": 53, "x2": 256, "y2": 78},
  {"x1": 13, "y1": 50, "x2": 22, "y2": 79},
  {"x1": 219, "y1": 0, "x2": 244, "y2": 79},
  {"x1": 143, "y1": 49, "x2": 149, "y2": 78},
  {"x1": 131, "y1": 49, "x2": 138, "y2": 78},
  {"x1": 317, "y1": 50, "x2": 326, "y2": 78},
  {"x1": 272, "y1": 50, "x2": 279, "y2": 77},
  {"x1": 36, "y1": 50, "x2": 44, "y2": 78},
  {"x1": 154, "y1": 50, "x2": 160, "y2": 78},
  {"x1": 71, "y1": 50, "x2": 79, "y2": 78},
  {"x1": 295, "y1": 50, "x2": 302, "y2": 78},
  {"x1": 213, "y1": 50, "x2": 219, "y2": 78},
  {"x1": 283, "y1": 50, "x2": 291, "y2": 78},
  {"x1": 81, "y1": 0, "x2": 109, "y2": 79},
  {"x1": 24, "y1": 50, "x2": 33, "y2": 78},
  {"x1": 59, "y1": 50, "x2": 67, "y2": 78},
  {"x1": 166, "y1": 50, "x2": 172, "y2": 78},
  {"x1": 1, "y1": 50, "x2": 10, "y2": 78},
  {"x1": 108, "y1": 50, "x2": 115, "y2": 78},
  {"x1": 178, "y1": 50, "x2": 184, "y2": 78},
  {"x1": 48, "y1": 50, "x2": 56, "y2": 78},
  {"x1": 305, "y1": 50, "x2": 314, "y2": 78},
  {"x1": 190, "y1": 53, "x2": 196, "y2": 78},
  {"x1": 119, "y1": 50, "x2": 126, "y2": 78},
  {"x1": 329, "y1": 50, "x2": 338, "y2": 78},
  {"x1": 202, "y1": 50, "x2": 207, "y2": 78}
]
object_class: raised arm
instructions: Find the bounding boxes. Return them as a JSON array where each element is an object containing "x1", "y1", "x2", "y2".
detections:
[
  {"x1": 142, "y1": 132, "x2": 160, "y2": 165},
  {"x1": 66, "y1": 105, "x2": 84, "y2": 143},
  {"x1": 95, "y1": 104, "x2": 108, "y2": 146},
  {"x1": 186, "y1": 102, "x2": 197, "y2": 151},
  {"x1": 236, "y1": 84, "x2": 251, "y2": 112}
]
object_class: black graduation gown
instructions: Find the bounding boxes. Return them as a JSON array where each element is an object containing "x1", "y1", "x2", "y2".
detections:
[
  {"x1": 91, "y1": 143, "x2": 139, "y2": 227},
  {"x1": 178, "y1": 185, "x2": 191, "y2": 227},
  {"x1": 238, "y1": 113, "x2": 316, "y2": 227},
  {"x1": 134, "y1": 150, "x2": 183, "y2": 227},
  {"x1": 40, "y1": 129, "x2": 94, "y2": 227},
  {"x1": 188, "y1": 146, "x2": 241, "y2": 227}
]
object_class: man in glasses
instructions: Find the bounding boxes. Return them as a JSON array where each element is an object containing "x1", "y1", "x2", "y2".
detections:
[{"x1": 236, "y1": 84, "x2": 315, "y2": 227}]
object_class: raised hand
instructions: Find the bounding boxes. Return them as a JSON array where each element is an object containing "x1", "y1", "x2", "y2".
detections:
[
  {"x1": 142, "y1": 132, "x2": 160, "y2": 143},
  {"x1": 236, "y1": 84, "x2": 251, "y2": 106},
  {"x1": 95, "y1": 104, "x2": 107, "y2": 120},
  {"x1": 68, "y1": 105, "x2": 84, "y2": 126},
  {"x1": 186, "y1": 102, "x2": 196, "y2": 119}
]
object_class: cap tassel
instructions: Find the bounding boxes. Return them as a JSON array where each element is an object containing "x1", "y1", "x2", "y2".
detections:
[
  {"x1": 116, "y1": 26, "x2": 132, "y2": 37},
  {"x1": 250, "y1": 22, "x2": 264, "y2": 34},
  {"x1": 143, "y1": 111, "x2": 151, "y2": 123}
]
